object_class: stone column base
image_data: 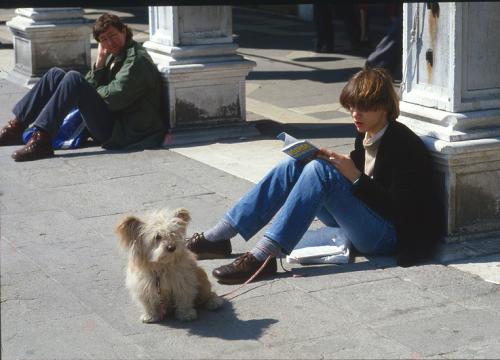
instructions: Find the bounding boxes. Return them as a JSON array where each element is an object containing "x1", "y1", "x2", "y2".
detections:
[
  {"x1": 156, "y1": 58, "x2": 256, "y2": 129},
  {"x1": 435, "y1": 235, "x2": 500, "y2": 263},
  {"x1": 144, "y1": 6, "x2": 257, "y2": 146},
  {"x1": 400, "y1": 102, "x2": 500, "y2": 142},
  {"x1": 399, "y1": 116, "x2": 500, "y2": 253},
  {"x1": 7, "y1": 8, "x2": 91, "y2": 87},
  {"x1": 162, "y1": 123, "x2": 260, "y2": 147},
  {"x1": 146, "y1": 45, "x2": 257, "y2": 146}
]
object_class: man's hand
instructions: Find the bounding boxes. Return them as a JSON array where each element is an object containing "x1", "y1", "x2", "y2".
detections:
[
  {"x1": 95, "y1": 42, "x2": 109, "y2": 69},
  {"x1": 317, "y1": 148, "x2": 361, "y2": 183}
]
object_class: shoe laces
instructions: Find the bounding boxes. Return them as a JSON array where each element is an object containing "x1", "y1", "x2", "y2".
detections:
[
  {"x1": 187, "y1": 232, "x2": 203, "y2": 245},
  {"x1": 1, "y1": 120, "x2": 22, "y2": 134},
  {"x1": 29, "y1": 130, "x2": 51, "y2": 143},
  {"x1": 7, "y1": 119, "x2": 21, "y2": 129},
  {"x1": 233, "y1": 252, "x2": 255, "y2": 267}
]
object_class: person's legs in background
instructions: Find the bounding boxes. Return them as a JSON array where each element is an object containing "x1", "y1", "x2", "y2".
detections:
[
  {"x1": 31, "y1": 70, "x2": 114, "y2": 143},
  {"x1": 313, "y1": 3, "x2": 334, "y2": 53},
  {"x1": 365, "y1": 4, "x2": 403, "y2": 79},
  {"x1": 364, "y1": 15, "x2": 403, "y2": 79},
  {"x1": 13, "y1": 67, "x2": 67, "y2": 128},
  {"x1": 11, "y1": 69, "x2": 114, "y2": 161},
  {"x1": 0, "y1": 67, "x2": 65, "y2": 146},
  {"x1": 358, "y1": 4, "x2": 370, "y2": 46},
  {"x1": 335, "y1": 3, "x2": 361, "y2": 51}
]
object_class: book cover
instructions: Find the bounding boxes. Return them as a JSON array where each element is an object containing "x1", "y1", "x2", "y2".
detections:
[{"x1": 276, "y1": 132, "x2": 319, "y2": 160}]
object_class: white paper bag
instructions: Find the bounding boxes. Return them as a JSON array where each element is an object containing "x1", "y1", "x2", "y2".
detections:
[{"x1": 286, "y1": 227, "x2": 351, "y2": 265}]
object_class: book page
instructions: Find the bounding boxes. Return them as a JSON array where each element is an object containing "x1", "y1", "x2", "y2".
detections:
[
  {"x1": 276, "y1": 132, "x2": 299, "y2": 147},
  {"x1": 277, "y1": 131, "x2": 319, "y2": 160}
]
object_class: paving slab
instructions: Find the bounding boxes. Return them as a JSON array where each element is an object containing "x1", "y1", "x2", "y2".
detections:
[
  {"x1": 3, "y1": 313, "x2": 149, "y2": 360},
  {"x1": 442, "y1": 338, "x2": 500, "y2": 359},
  {"x1": 375, "y1": 309, "x2": 500, "y2": 358},
  {"x1": 270, "y1": 328, "x2": 415, "y2": 359},
  {"x1": 449, "y1": 253, "x2": 500, "y2": 284}
]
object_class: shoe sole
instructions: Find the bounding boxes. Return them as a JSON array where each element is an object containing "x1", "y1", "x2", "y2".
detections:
[
  {"x1": 214, "y1": 271, "x2": 277, "y2": 285},
  {"x1": 194, "y1": 252, "x2": 231, "y2": 260},
  {"x1": 12, "y1": 152, "x2": 54, "y2": 162},
  {"x1": 0, "y1": 140, "x2": 25, "y2": 146}
]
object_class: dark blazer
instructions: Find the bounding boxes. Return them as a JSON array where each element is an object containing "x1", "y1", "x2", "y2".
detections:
[{"x1": 350, "y1": 120, "x2": 444, "y2": 267}]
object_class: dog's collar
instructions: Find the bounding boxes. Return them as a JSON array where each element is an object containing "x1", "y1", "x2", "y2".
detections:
[{"x1": 153, "y1": 270, "x2": 161, "y2": 296}]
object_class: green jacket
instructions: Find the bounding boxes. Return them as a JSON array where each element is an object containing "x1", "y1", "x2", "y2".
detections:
[{"x1": 85, "y1": 40, "x2": 165, "y2": 149}]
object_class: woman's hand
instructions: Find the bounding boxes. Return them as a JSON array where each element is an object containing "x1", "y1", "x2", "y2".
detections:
[
  {"x1": 317, "y1": 148, "x2": 361, "y2": 183},
  {"x1": 95, "y1": 43, "x2": 109, "y2": 69}
]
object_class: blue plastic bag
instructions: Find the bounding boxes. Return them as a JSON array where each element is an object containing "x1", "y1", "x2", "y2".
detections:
[{"x1": 23, "y1": 108, "x2": 89, "y2": 149}]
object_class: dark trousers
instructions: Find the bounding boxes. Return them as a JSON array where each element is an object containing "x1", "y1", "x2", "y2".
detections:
[
  {"x1": 365, "y1": 16, "x2": 403, "y2": 78},
  {"x1": 13, "y1": 67, "x2": 115, "y2": 143},
  {"x1": 313, "y1": 3, "x2": 360, "y2": 50}
]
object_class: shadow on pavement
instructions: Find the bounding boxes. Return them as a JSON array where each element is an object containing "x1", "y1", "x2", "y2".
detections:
[
  {"x1": 253, "y1": 120, "x2": 357, "y2": 140},
  {"x1": 291, "y1": 56, "x2": 344, "y2": 62},
  {"x1": 279, "y1": 258, "x2": 396, "y2": 280},
  {"x1": 247, "y1": 67, "x2": 362, "y2": 83},
  {"x1": 446, "y1": 252, "x2": 500, "y2": 265},
  {"x1": 156, "y1": 300, "x2": 278, "y2": 340},
  {"x1": 53, "y1": 147, "x2": 168, "y2": 159},
  {"x1": 163, "y1": 121, "x2": 356, "y2": 150}
]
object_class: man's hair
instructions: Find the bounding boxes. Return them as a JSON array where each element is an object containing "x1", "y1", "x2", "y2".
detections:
[
  {"x1": 339, "y1": 68, "x2": 400, "y2": 122},
  {"x1": 93, "y1": 13, "x2": 133, "y2": 42}
]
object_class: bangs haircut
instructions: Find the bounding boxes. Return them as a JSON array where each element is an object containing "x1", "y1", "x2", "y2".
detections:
[
  {"x1": 93, "y1": 13, "x2": 133, "y2": 42},
  {"x1": 340, "y1": 68, "x2": 400, "y2": 122}
]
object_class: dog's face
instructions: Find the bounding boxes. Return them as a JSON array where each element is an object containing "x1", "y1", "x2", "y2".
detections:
[{"x1": 116, "y1": 208, "x2": 191, "y2": 266}]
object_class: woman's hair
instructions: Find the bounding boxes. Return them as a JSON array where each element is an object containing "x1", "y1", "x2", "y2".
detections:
[
  {"x1": 93, "y1": 13, "x2": 133, "y2": 43},
  {"x1": 339, "y1": 68, "x2": 400, "y2": 122}
]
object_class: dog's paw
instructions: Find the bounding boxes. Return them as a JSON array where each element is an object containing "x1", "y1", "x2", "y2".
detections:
[
  {"x1": 206, "y1": 294, "x2": 224, "y2": 310},
  {"x1": 175, "y1": 308, "x2": 197, "y2": 321},
  {"x1": 141, "y1": 313, "x2": 161, "y2": 323}
]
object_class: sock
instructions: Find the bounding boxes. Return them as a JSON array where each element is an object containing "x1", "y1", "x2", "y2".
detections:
[
  {"x1": 250, "y1": 236, "x2": 281, "y2": 261},
  {"x1": 204, "y1": 218, "x2": 238, "y2": 242}
]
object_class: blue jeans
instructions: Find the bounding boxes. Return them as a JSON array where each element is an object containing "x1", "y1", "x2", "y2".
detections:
[
  {"x1": 225, "y1": 157, "x2": 397, "y2": 255},
  {"x1": 13, "y1": 67, "x2": 115, "y2": 143}
]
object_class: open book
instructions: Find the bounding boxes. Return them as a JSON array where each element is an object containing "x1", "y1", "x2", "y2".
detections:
[{"x1": 276, "y1": 132, "x2": 319, "y2": 160}]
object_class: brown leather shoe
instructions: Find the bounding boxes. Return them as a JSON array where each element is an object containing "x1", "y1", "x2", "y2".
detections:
[
  {"x1": 212, "y1": 252, "x2": 277, "y2": 284},
  {"x1": 0, "y1": 119, "x2": 25, "y2": 146},
  {"x1": 186, "y1": 232, "x2": 231, "y2": 260},
  {"x1": 11, "y1": 129, "x2": 54, "y2": 162}
]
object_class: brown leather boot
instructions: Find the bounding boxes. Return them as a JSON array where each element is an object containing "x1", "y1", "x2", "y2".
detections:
[
  {"x1": 0, "y1": 118, "x2": 25, "y2": 146},
  {"x1": 185, "y1": 232, "x2": 232, "y2": 260},
  {"x1": 212, "y1": 252, "x2": 277, "y2": 284},
  {"x1": 11, "y1": 129, "x2": 54, "y2": 162}
]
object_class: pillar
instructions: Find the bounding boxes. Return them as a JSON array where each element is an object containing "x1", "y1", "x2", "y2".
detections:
[
  {"x1": 143, "y1": 6, "x2": 258, "y2": 145},
  {"x1": 398, "y1": 2, "x2": 500, "y2": 260},
  {"x1": 7, "y1": 8, "x2": 91, "y2": 86}
]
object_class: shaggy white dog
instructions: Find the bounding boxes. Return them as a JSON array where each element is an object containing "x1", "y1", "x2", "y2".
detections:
[{"x1": 116, "y1": 208, "x2": 223, "y2": 323}]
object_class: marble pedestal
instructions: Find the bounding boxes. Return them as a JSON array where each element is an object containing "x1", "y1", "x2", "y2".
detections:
[
  {"x1": 7, "y1": 8, "x2": 91, "y2": 86},
  {"x1": 143, "y1": 6, "x2": 257, "y2": 146},
  {"x1": 399, "y1": 2, "x2": 500, "y2": 261}
]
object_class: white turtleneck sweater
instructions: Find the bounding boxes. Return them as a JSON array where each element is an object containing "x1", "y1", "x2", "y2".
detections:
[{"x1": 362, "y1": 123, "x2": 389, "y2": 178}]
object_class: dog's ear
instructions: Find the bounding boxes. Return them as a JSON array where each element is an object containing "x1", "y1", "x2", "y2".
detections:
[
  {"x1": 116, "y1": 215, "x2": 143, "y2": 249},
  {"x1": 173, "y1": 208, "x2": 191, "y2": 223}
]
